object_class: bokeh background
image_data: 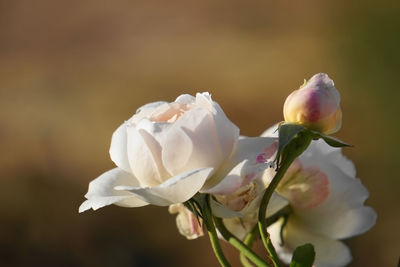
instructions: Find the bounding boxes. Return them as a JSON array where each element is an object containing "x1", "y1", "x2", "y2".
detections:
[{"x1": 1, "y1": 0, "x2": 399, "y2": 266}]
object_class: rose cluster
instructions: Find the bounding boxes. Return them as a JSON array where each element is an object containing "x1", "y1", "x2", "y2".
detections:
[{"x1": 80, "y1": 73, "x2": 376, "y2": 267}]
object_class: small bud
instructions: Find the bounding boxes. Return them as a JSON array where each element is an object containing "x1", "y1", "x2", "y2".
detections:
[
  {"x1": 169, "y1": 204, "x2": 204, "y2": 240},
  {"x1": 283, "y1": 73, "x2": 342, "y2": 134}
]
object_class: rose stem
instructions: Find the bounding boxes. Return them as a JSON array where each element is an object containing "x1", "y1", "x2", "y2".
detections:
[
  {"x1": 258, "y1": 133, "x2": 312, "y2": 267},
  {"x1": 203, "y1": 194, "x2": 231, "y2": 267},
  {"x1": 212, "y1": 212, "x2": 270, "y2": 267}
]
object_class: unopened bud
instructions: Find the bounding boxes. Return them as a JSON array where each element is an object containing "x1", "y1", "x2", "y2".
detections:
[{"x1": 283, "y1": 73, "x2": 342, "y2": 134}]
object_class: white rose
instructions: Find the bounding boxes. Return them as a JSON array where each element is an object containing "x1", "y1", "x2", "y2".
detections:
[
  {"x1": 208, "y1": 140, "x2": 289, "y2": 240},
  {"x1": 79, "y1": 92, "x2": 240, "y2": 211},
  {"x1": 262, "y1": 126, "x2": 377, "y2": 266}
]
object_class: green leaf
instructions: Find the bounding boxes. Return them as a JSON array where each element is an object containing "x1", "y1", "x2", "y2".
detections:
[
  {"x1": 289, "y1": 243, "x2": 315, "y2": 267},
  {"x1": 276, "y1": 123, "x2": 306, "y2": 163},
  {"x1": 309, "y1": 130, "x2": 351, "y2": 147},
  {"x1": 191, "y1": 193, "x2": 208, "y2": 211},
  {"x1": 321, "y1": 135, "x2": 351, "y2": 147},
  {"x1": 183, "y1": 199, "x2": 203, "y2": 223}
]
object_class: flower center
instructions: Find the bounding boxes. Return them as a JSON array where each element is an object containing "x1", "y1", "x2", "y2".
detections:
[
  {"x1": 277, "y1": 159, "x2": 329, "y2": 210},
  {"x1": 215, "y1": 182, "x2": 258, "y2": 212},
  {"x1": 149, "y1": 102, "x2": 193, "y2": 123}
]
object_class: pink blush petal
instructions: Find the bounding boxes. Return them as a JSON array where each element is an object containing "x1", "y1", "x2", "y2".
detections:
[
  {"x1": 243, "y1": 172, "x2": 256, "y2": 185},
  {"x1": 279, "y1": 163, "x2": 330, "y2": 210},
  {"x1": 305, "y1": 89, "x2": 321, "y2": 122},
  {"x1": 288, "y1": 167, "x2": 330, "y2": 210}
]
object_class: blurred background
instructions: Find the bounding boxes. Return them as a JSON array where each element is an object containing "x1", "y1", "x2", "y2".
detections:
[{"x1": 0, "y1": 0, "x2": 399, "y2": 266}]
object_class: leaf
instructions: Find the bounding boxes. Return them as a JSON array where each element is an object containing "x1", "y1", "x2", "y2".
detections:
[
  {"x1": 309, "y1": 130, "x2": 351, "y2": 147},
  {"x1": 320, "y1": 135, "x2": 351, "y2": 147},
  {"x1": 191, "y1": 193, "x2": 208, "y2": 211},
  {"x1": 276, "y1": 123, "x2": 306, "y2": 164},
  {"x1": 289, "y1": 243, "x2": 315, "y2": 267},
  {"x1": 183, "y1": 200, "x2": 203, "y2": 223}
]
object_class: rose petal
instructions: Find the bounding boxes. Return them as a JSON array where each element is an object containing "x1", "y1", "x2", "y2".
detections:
[
  {"x1": 203, "y1": 137, "x2": 277, "y2": 191},
  {"x1": 201, "y1": 161, "x2": 246, "y2": 195},
  {"x1": 109, "y1": 123, "x2": 131, "y2": 173},
  {"x1": 209, "y1": 98, "x2": 240, "y2": 159},
  {"x1": 162, "y1": 108, "x2": 222, "y2": 175},
  {"x1": 175, "y1": 94, "x2": 196, "y2": 104},
  {"x1": 267, "y1": 193, "x2": 289, "y2": 216},
  {"x1": 135, "y1": 119, "x2": 171, "y2": 178},
  {"x1": 79, "y1": 168, "x2": 149, "y2": 213},
  {"x1": 195, "y1": 92, "x2": 213, "y2": 111},
  {"x1": 260, "y1": 123, "x2": 280, "y2": 138},
  {"x1": 130, "y1": 101, "x2": 168, "y2": 125},
  {"x1": 309, "y1": 140, "x2": 356, "y2": 177},
  {"x1": 269, "y1": 218, "x2": 352, "y2": 267},
  {"x1": 278, "y1": 164, "x2": 330, "y2": 210},
  {"x1": 160, "y1": 121, "x2": 195, "y2": 176},
  {"x1": 115, "y1": 167, "x2": 214, "y2": 206},
  {"x1": 126, "y1": 125, "x2": 166, "y2": 186},
  {"x1": 210, "y1": 198, "x2": 242, "y2": 218},
  {"x1": 294, "y1": 142, "x2": 375, "y2": 239}
]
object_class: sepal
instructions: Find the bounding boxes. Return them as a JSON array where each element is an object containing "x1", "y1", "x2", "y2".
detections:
[{"x1": 289, "y1": 243, "x2": 315, "y2": 267}]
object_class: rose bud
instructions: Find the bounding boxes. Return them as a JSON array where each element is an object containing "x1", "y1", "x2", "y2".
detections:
[{"x1": 283, "y1": 73, "x2": 342, "y2": 134}]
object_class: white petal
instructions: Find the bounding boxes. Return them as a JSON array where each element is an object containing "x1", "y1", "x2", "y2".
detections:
[
  {"x1": 160, "y1": 121, "x2": 194, "y2": 175},
  {"x1": 175, "y1": 94, "x2": 196, "y2": 104},
  {"x1": 201, "y1": 161, "x2": 246, "y2": 195},
  {"x1": 223, "y1": 212, "x2": 258, "y2": 240},
  {"x1": 324, "y1": 206, "x2": 377, "y2": 239},
  {"x1": 296, "y1": 147, "x2": 375, "y2": 239},
  {"x1": 177, "y1": 92, "x2": 239, "y2": 175},
  {"x1": 238, "y1": 192, "x2": 288, "y2": 218},
  {"x1": 131, "y1": 101, "x2": 168, "y2": 125},
  {"x1": 269, "y1": 218, "x2": 352, "y2": 267},
  {"x1": 79, "y1": 168, "x2": 149, "y2": 213},
  {"x1": 115, "y1": 167, "x2": 214, "y2": 206},
  {"x1": 260, "y1": 123, "x2": 280, "y2": 138},
  {"x1": 126, "y1": 125, "x2": 164, "y2": 186},
  {"x1": 210, "y1": 198, "x2": 242, "y2": 218},
  {"x1": 210, "y1": 100, "x2": 240, "y2": 160},
  {"x1": 227, "y1": 137, "x2": 277, "y2": 172},
  {"x1": 303, "y1": 140, "x2": 356, "y2": 177},
  {"x1": 161, "y1": 108, "x2": 222, "y2": 175},
  {"x1": 267, "y1": 193, "x2": 289, "y2": 217},
  {"x1": 109, "y1": 123, "x2": 131, "y2": 173},
  {"x1": 135, "y1": 120, "x2": 170, "y2": 177},
  {"x1": 195, "y1": 92, "x2": 213, "y2": 110},
  {"x1": 180, "y1": 111, "x2": 224, "y2": 170},
  {"x1": 203, "y1": 137, "x2": 277, "y2": 191},
  {"x1": 318, "y1": 142, "x2": 356, "y2": 178}
]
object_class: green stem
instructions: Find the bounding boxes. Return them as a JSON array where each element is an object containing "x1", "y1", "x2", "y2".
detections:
[
  {"x1": 240, "y1": 226, "x2": 259, "y2": 267},
  {"x1": 240, "y1": 206, "x2": 292, "y2": 266},
  {"x1": 240, "y1": 253, "x2": 255, "y2": 267},
  {"x1": 203, "y1": 196, "x2": 231, "y2": 267},
  {"x1": 213, "y1": 215, "x2": 270, "y2": 267},
  {"x1": 258, "y1": 133, "x2": 312, "y2": 267}
]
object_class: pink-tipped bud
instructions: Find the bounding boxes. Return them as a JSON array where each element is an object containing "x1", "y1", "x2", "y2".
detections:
[{"x1": 283, "y1": 73, "x2": 342, "y2": 134}]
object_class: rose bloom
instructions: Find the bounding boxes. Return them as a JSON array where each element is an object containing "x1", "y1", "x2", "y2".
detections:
[
  {"x1": 204, "y1": 140, "x2": 288, "y2": 241},
  {"x1": 168, "y1": 140, "x2": 285, "y2": 240},
  {"x1": 283, "y1": 73, "x2": 342, "y2": 134},
  {"x1": 262, "y1": 126, "x2": 377, "y2": 267},
  {"x1": 79, "y1": 92, "x2": 275, "y2": 212}
]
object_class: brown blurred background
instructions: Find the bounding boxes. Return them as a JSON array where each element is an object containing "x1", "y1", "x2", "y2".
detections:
[{"x1": 0, "y1": 0, "x2": 399, "y2": 266}]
